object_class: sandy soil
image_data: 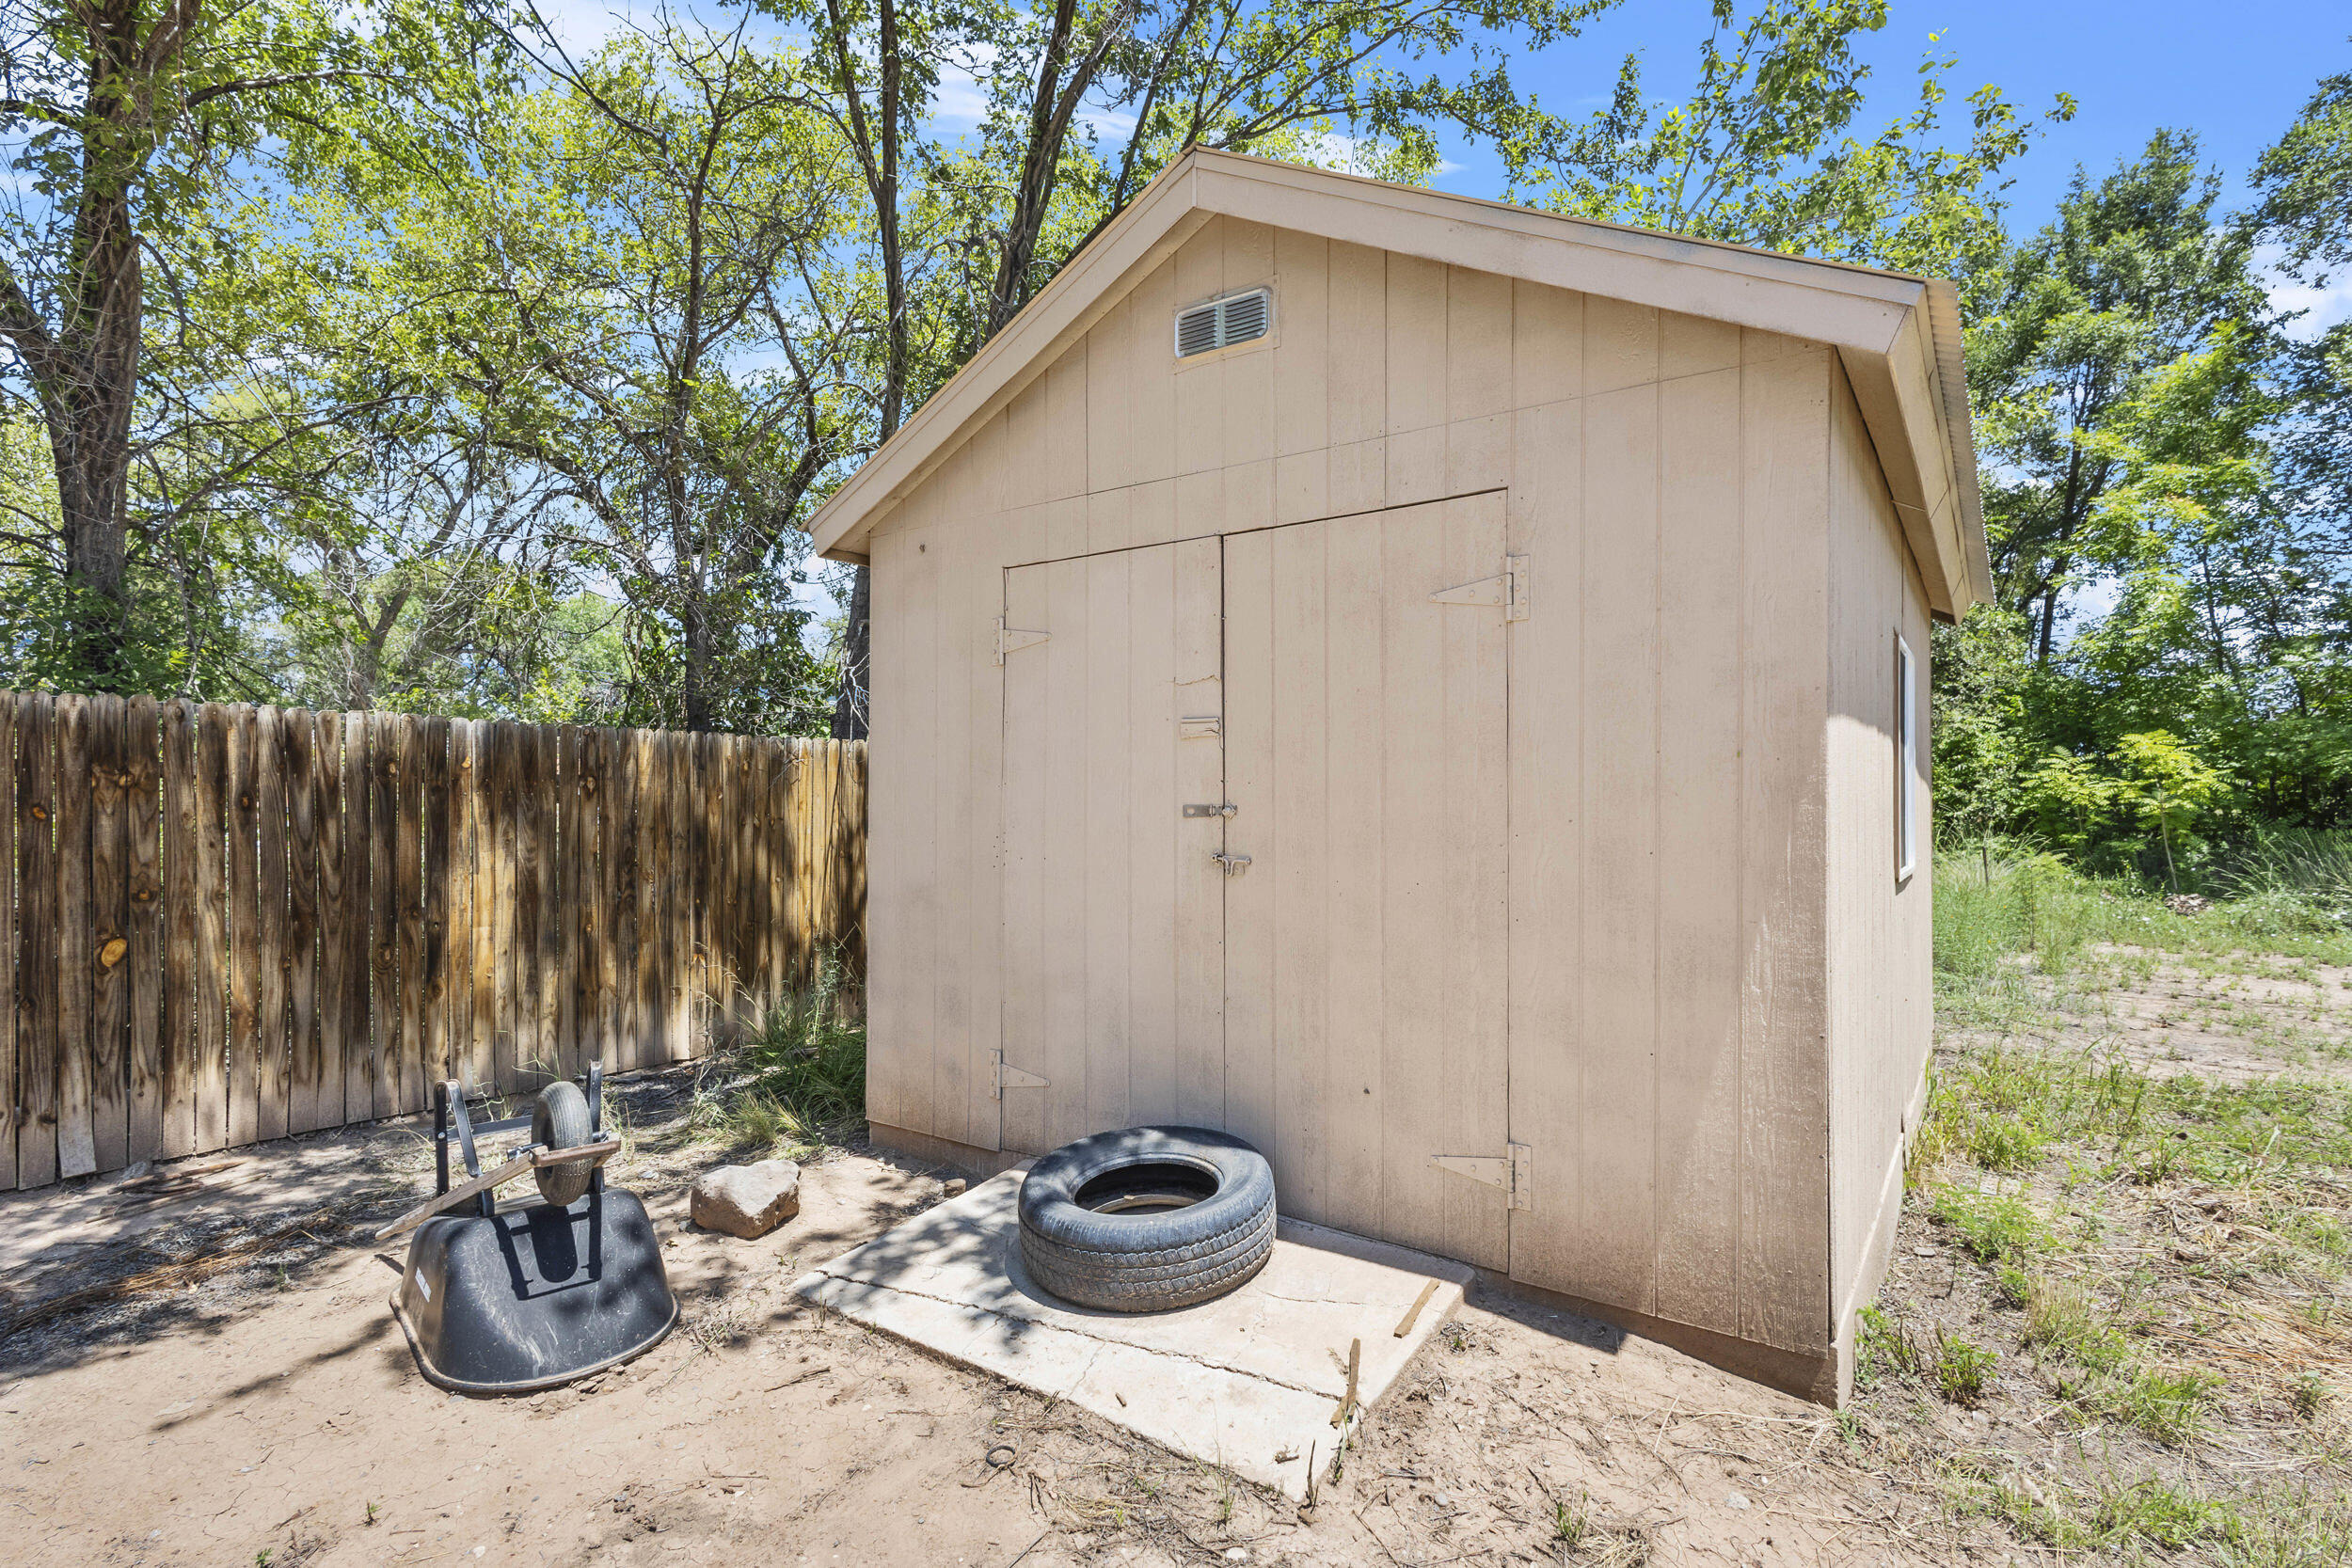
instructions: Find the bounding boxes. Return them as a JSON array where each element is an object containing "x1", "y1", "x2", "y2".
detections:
[
  {"x1": 1962, "y1": 946, "x2": 2352, "y2": 1085},
  {"x1": 0, "y1": 1076, "x2": 1940, "y2": 1568}
]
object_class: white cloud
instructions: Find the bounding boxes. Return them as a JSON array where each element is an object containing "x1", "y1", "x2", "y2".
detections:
[
  {"x1": 527, "y1": 0, "x2": 655, "y2": 52},
  {"x1": 2259, "y1": 244, "x2": 2352, "y2": 342},
  {"x1": 931, "y1": 42, "x2": 998, "y2": 124}
]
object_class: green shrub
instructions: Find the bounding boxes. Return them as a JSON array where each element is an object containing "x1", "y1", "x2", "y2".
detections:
[
  {"x1": 1856, "y1": 1306, "x2": 1925, "y2": 1388},
  {"x1": 2021, "y1": 1275, "x2": 2131, "y2": 1374},
  {"x1": 1933, "y1": 1329, "x2": 1998, "y2": 1405},
  {"x1": 698, "y1": 957, "x2": 866, "y2": 1155},
  {"x1": 2112, "y1": 1366, "x2": 2221, "y2": 1446},
  {"x1": 1932, "y1": 1186, "x2": 2048, "y2": 1265}
]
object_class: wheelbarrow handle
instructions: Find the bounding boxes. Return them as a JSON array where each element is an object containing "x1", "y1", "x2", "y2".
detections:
[
  {"x1": 373, "y1": 1139, "x2": 620, "y2": 1243},
  {"x1": 376, "y1": 1148, "x2": 543, "y2": 1241},
  {"x1": 532, "y1": 1137, "x2": 621, "y2": 1168}
]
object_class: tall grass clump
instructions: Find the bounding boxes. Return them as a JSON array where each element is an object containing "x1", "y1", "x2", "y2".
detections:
[
  {"x1": 1935, "y1": 842, "x2": 2352, "y2": 977},
  {"x1": 2214, "y1": 827, "x2": 2352, "y2": 933},
  {"x1": 700, "y1": 956, "x2": 866, "y2": 1156}
]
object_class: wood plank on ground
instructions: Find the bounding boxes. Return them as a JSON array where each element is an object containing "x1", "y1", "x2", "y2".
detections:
[
  {"x1": 125, "y1": 696, "x2": 163, "y2": 1164},
  {"x1": 55, "y1": 694, "x2": 97, "y2": 1178}
]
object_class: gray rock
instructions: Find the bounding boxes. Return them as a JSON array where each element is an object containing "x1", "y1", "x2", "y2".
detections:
[
  {"x1": 691, "y1": 1161, "x2": 802, "y2": 1238},
  {"x1": 941, "y1": 1178, "x2": 967, "y2": 1197}
]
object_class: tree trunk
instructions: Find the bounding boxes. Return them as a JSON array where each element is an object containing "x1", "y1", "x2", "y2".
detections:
[
  {"x1": 831, "y1": 564, "x2": 870, "y2": 739},
  {"x1": 45, "y1": 166, "x2": 145, "y2": 689}
]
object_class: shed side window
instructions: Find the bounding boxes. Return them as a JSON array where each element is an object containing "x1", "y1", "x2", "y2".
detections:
[{"x1": 1896, "y1": 632, "x2": 1918, "y2": 884}]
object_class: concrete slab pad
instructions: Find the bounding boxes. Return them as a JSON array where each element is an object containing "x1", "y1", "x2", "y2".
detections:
[{"x1": 791, "y1": 1170, "x2": 1469, "y2": 1497}]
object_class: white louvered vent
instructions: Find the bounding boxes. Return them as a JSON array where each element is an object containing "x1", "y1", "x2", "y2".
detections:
[{"x1": 1173, "y1": 288, "x2": 1273, "y2": 358}]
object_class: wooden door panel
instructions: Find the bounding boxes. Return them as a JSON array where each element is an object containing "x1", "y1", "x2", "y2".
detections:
[
  {"x1": 1221, "y1": 494, "x2": 1511, "y2": 1267},
  {"x1": 1000, "y1": 538, "x2": 1224, "y2": 1155}
]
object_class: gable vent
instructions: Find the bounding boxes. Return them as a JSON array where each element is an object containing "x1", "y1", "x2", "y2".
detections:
[{"x1": 1173, "y1": 288, "x2": 1273, "y2": 358}]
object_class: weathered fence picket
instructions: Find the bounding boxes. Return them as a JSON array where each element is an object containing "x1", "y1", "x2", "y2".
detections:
[{"x1": 0, "y1": 691, "x2": 866, "y2": 1190}]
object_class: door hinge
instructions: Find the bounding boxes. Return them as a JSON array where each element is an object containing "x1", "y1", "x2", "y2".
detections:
[
  {"x1": 994, "y1": 617, "x2": 1050, "y2": 664},
  {"x1": 992, "y1": 1050, "x2": 1049, "y2": 1099},
  {"x1": 1433, "y1": 1142, "x2": 1532, "y2": 1210},
  {"x1": 1429, "y1": 554, "x2": 1530, "y2": 622}
]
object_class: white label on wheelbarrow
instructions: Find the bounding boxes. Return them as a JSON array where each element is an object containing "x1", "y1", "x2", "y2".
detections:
[{"x1": 416, "y1": 1275, "x2": 431, "y2": 1302}]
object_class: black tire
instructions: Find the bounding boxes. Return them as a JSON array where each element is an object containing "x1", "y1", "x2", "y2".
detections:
[
  {"x1": 531, "y1": 1081, "x2": 594, "y2": 1207},
  {"x1": 1017, "y1": 1126, "x2": 1275, "y2": 1312}
]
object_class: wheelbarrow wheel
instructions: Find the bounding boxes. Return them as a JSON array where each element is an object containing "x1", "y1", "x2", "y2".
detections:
[{"x1": 531, "y1": 1081, "x2": 595, "y2": 1207}]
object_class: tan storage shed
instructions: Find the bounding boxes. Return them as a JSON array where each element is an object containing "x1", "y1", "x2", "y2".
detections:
[{"x1": 807, "y1": 150, "x2": 1987, "y2": 1402}]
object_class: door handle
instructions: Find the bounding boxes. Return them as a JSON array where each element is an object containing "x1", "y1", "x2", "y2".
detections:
[{"x1": 1211, "y1": 851, "x2": 1252, "y2": 878}]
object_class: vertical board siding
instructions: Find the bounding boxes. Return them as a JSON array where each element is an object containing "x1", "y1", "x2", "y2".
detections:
[
  {"x1": 865, "y1": 222, "x2": 1861, "y2": 1368},
  {"x1": 159, "y1": 702, "x2": 199, "y2": 1157},
  {"x1": 55, "y1": 696, "x2": 95, "y2": 1177},
  {"x1": 0, "y1": 693, "x2": 866, "y2": 1189},
  {"x1": 0, "y1": 701, "x2": 13, "y2": 1190},
  {"x1": 87, "y1": 696, "x2": 130, "y2": 1171},
  {"x1": 253, "y1": 707, "x2": 290, "y2": 1145},
  {"x1": 1826, "y1": 364, "x2": 1937, "y2": 1352}
]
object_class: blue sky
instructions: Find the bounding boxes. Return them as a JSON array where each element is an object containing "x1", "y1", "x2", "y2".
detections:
[
  {"x1": 541, "y1": 0, "x2": 2352, "y2": 323},
  {"x1": 1461, "y1": 2, "x2": 2350, "y2": 218},
  {"x1": 531, "y1": 0, "x2": 2352, "y2": 627},
  {"x1": 1436, "y1": 1, "x2": 2352, "y2": 325}
]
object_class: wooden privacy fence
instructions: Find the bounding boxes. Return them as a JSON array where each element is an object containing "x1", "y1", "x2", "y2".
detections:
[{"x1": 0, "y1": 692, "x2": 867, "y2": 1191}]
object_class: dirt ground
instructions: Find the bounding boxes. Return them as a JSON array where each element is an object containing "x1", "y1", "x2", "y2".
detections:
[
  {"x1": 8, "y1": 942, "x2": 2348, "y2": 1568},
  {"x1": 0, "y1": 1065, "x2": 1949, "y2": 1568}
]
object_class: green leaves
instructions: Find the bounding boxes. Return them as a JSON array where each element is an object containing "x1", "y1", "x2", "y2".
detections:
[{"x1": 1516, "y1": 0, "x2": 2070, "y2": 281}]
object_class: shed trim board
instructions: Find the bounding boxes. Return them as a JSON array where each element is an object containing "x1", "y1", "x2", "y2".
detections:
[
  {"x1": 848, "y1": 164, "x2": 1967, "y2": 1404},
  {"x1": 809, "y1": 149, "x2": 1986, "y2": 622}
]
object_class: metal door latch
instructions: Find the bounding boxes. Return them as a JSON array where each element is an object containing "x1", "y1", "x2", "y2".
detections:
[
  {"x1": 1211, "y1": 851, "x2": 1252, "y2": 877},
  {"x1": 1184, "y1": 802, "x2": 1238, "y2": 818},
  {"x1": 1433, "y1": 1143, "x2": 1533, "y2": 1210}
]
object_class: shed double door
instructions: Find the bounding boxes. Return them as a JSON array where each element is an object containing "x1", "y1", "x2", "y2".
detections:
[{"x1": 999, "y1": 493, "x2": 1512, "y2": 1271}]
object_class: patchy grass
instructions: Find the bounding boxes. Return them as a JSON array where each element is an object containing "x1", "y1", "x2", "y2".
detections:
[{"x1": 1851, "y1": 854, "x2": 2352, "y2": 1561}]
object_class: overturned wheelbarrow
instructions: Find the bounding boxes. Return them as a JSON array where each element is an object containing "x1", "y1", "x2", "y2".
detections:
[{"x1": 379, "y1": 1065, "x2": 676, "y2": 1394}]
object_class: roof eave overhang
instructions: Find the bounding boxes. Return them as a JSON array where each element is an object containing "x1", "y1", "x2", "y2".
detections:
[{"x1": 810, "y1": 150, "x2": 1986, "y2": 618}]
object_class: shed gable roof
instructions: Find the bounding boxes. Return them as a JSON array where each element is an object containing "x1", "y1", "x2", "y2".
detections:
[{"x1": 809, "y1": 149, "x2": 1990, "y2": 617}]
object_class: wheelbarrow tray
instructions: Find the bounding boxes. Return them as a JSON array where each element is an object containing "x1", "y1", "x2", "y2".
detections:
[{"x1": 391, "y1": 1185, "x2": 677, "y2": 1395}]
